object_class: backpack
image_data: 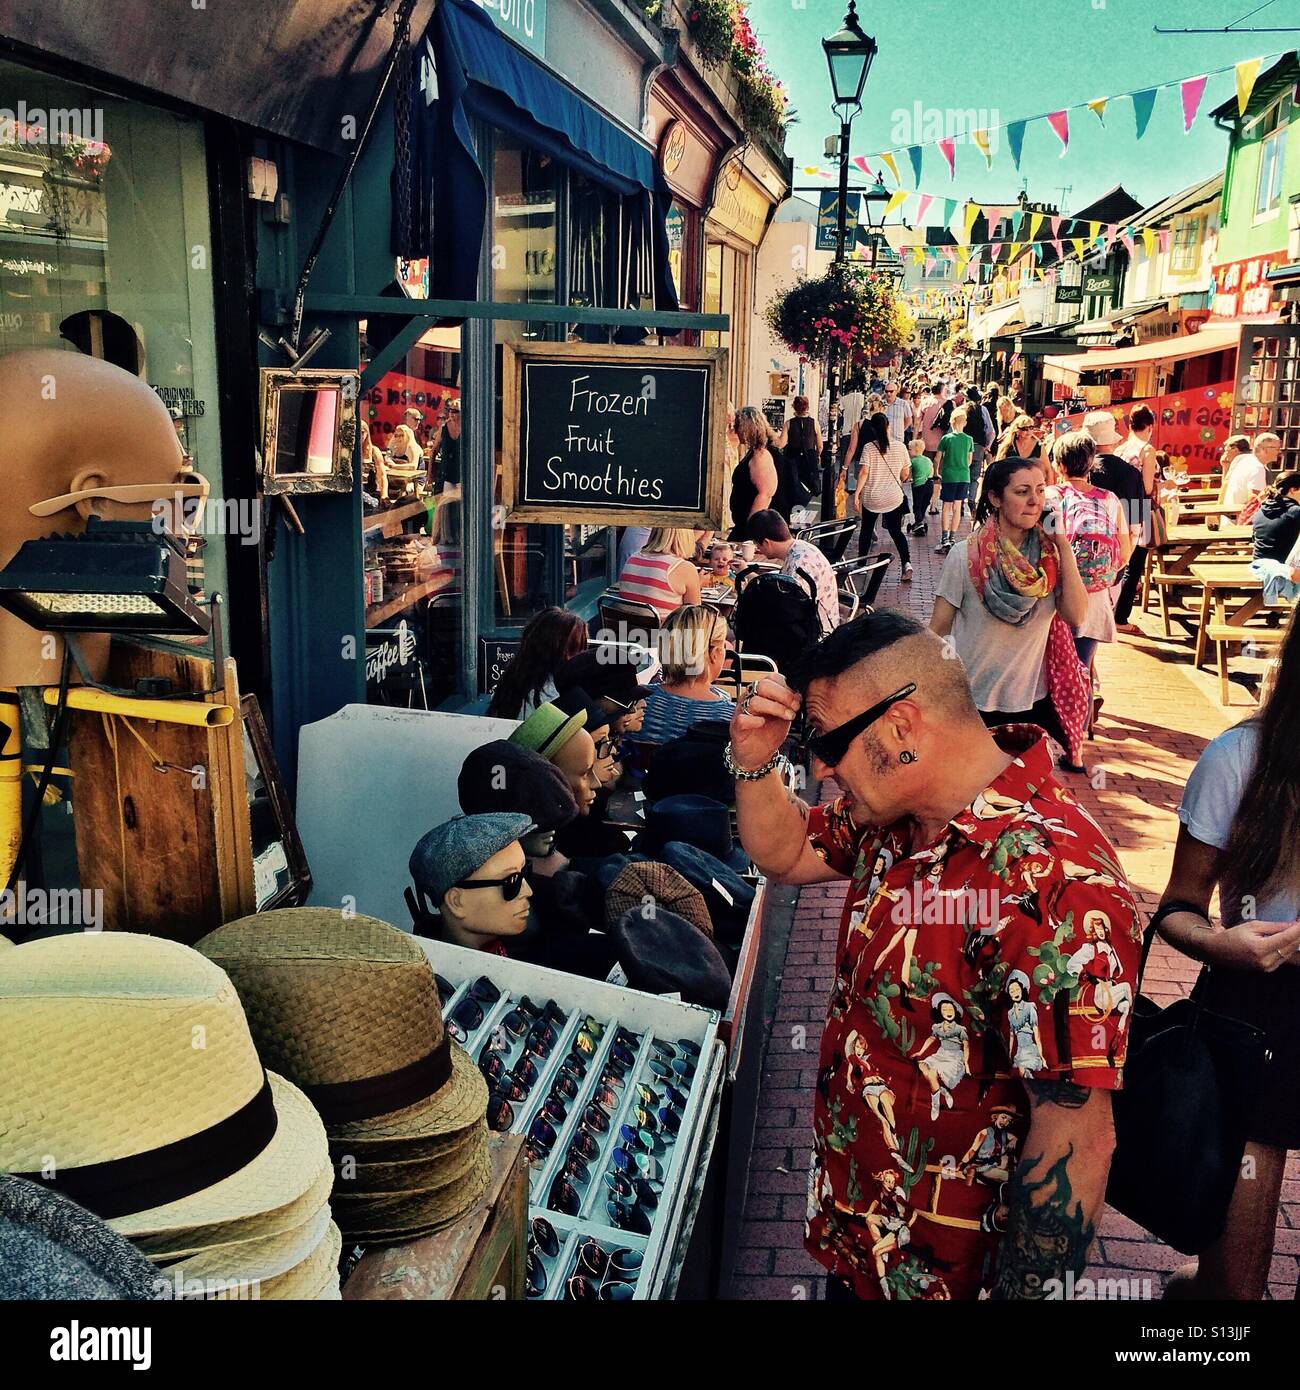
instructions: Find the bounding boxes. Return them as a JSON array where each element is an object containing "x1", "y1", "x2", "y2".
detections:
[
  {"x1": 1055, "y1": 485, "x2": 1122, "y2": 593},
  {"x1": 733, "y1": 567, "x2": 822, "y2": 673},
  {"x1": 965, "y1": 404, "x2": 989, "y2": 448}
]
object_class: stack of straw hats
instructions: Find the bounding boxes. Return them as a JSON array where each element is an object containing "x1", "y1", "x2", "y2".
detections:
[
  {"x1": 196, "y1": 909, "x2": 489, "y2": 1248},
  {"x1": 0, "y1": 932, "x2": 341, "y2": 1299}
]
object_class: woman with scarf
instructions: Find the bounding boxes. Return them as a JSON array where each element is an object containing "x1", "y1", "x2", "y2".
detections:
[{"x1": 929, "y1": 457, "x2": 1091, "y2": 772}]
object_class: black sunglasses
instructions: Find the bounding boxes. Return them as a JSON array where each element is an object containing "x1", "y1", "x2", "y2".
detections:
[
  {"x1": 453, "y1": 865, "x2": 532, "y2": 901},
  {"x1": 804, "y1": 683, "x2": 917, "y2": 768}
]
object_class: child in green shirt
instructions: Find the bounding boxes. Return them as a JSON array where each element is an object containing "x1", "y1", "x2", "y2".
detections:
[{"x1": 935, "y1": 409, "x2": 974, "y2": 553}]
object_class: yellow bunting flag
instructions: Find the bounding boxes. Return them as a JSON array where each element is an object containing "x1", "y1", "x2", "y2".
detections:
[
  {"x1": 1087, "y1": 97, "x2": 1108, "y2": 125},
  {"x1": 884, "y1": 188, "x2": 909, "y2": 216},
  {"x1": 911, "y1": 245, "x2": 925, "y2": 265},
  {"x1": 972, "y1": 129, "x2": 993, "y2": 168},
  {"x1": 880, "y1": 151, "x2": 900, "y2": 184},
  {"x1": 1073, "y1": 237, "x2": 1087, "y2": 258},
  {"x1": 1029, "y1": 212, "x2": 1044, "y2": 240},
  {"x1": 1142, "y1": 228, "x2": 1157, "y2": 258},
  {"x1": 963, "y1": 202, "x2": 980, "y2": 243},
  {"x1": 1235, "y1": 58, "x2": 1263, "y2": 117}
]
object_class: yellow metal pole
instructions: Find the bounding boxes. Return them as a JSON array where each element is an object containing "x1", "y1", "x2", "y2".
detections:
[
  {"x1": 0, "y1": 689, "x2": 21, "y2": 888},
  {"x1": 43, "y1": 688, "x2": 234, "y2": 728}
]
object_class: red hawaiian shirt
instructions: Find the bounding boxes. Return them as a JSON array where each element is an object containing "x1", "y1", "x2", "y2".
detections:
[{"x1": 802, "y1": 726, "x2": 1142, "y2": 1301}]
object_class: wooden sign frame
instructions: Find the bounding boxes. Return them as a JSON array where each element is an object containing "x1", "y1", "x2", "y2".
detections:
[{"x1": 501, "y1": 342, "x2": 728, "y2": 529}]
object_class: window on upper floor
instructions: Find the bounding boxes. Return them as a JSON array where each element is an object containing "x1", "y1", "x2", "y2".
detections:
[
  {"x1": 1170, "y1": 213, "x2": 1204, "y2": 273},
  {"x1": 1254, "y1": 92, "x2": 1291, "y2": 219}
]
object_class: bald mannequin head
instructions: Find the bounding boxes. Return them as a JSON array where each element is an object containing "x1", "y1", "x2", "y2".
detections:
[
  {"x1": 793, "y1": 612, "x2": 989, "y2": 829},
  {"x1": 0, "y1": 350, "x2": 189, "y2": 685}
]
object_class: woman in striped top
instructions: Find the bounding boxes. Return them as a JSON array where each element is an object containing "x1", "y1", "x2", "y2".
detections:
[
  {"x1": 640, "y1": 605, "x2": 735, "y2": 744},
  {"x1": 617, "y1": 528, "x2": 701, "y2": 618}
]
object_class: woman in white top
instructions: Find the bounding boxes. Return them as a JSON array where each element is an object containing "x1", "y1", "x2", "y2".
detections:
[
  {"x1": 617, "y1": 528, "x2": 701, "y2": 619},
  {"x1": 850, "y1": 411, "x2": 913, "y2": 581}
]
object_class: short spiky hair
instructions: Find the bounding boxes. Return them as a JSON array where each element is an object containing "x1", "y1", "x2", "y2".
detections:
[{"x1": 789, "y1": 610, "x2": 927, "y2": 695}]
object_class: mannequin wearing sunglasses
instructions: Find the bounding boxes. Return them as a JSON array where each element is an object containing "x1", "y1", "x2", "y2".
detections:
[
  {"x1": 0, "y1": 350, "x2": 193, "y2": 687},
  {"x1": 436, "y1": 838, "x2": 534, "y2": 951}
]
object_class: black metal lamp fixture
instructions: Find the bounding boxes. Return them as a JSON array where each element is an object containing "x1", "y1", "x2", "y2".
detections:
[
  {"x1": 0, "y1": 518, "x2": 211, "y2": 636},
  {"x1": 822, "y1": 1, "x2": 877, "y2": 111}
]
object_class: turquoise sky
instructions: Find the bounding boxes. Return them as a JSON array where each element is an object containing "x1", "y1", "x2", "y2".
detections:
[{"x1": 747, "y1": 0, "x2": 1297, "y2": 223}]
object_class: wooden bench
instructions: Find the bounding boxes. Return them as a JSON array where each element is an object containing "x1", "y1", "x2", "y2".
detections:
[{"x1": 1205, "y1": 621, "x2": 1287, "y2": 705}]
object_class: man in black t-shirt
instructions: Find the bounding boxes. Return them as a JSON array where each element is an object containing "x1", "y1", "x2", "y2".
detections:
[{"x1": 1083, "y1": 411, "x2": 1146, "y2": 547}]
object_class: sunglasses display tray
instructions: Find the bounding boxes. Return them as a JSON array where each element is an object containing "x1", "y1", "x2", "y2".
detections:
[{"x1": 415, "y1": 938, "x2": 722, "y2": 1300}]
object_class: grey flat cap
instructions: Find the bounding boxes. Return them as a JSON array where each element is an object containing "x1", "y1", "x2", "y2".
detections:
[{"x1": 409, "y1": 813, "x2": 534, "y2": 907}]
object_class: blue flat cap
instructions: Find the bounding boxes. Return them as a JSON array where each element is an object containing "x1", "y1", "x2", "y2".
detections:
[{"x1": 409, "y1": 812, "x2": 534, "y2": 907}]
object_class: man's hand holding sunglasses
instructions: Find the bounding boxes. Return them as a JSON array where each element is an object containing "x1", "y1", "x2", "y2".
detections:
[{"x1": 729, "y1": 674, "x2": 801, "y2": 775}]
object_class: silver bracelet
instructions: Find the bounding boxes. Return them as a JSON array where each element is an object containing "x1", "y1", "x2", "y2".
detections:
[{"x1": 724, "y1": 742, "x2": 785, "y2": 781}]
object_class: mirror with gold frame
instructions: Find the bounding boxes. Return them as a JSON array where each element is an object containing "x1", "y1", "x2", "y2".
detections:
[{"x1": 259, "y1": 367, "x2": 358, "y2": 495}]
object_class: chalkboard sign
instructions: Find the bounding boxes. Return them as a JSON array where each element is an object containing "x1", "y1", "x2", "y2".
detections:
[
  {"x1": 761, "y1": 397, "x2": 786, "y2": 433},
  {"x1": 501, "y1": 343, "x2": 727, "y2": 528},
  {"x1": 478, "y1": 635, "x2": 521, "y2": 696}
]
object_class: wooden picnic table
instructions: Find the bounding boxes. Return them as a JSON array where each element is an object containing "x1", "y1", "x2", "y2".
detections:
[
  {"x1": 1154, "y1": 522, "x2": 1251, "y2": 575},
  {"x1": 1174, "y1": 499, "x2": 1240, "y2": 519},
  {"x1": 1189, "y1": 562, "x2": 1265, "y2": 668}
]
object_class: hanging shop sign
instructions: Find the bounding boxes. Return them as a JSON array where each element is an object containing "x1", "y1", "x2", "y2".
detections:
[
  {"x1": 1055, "y1": 284, "x2": 1083, "y2": 304},
  {"x1": 1211, "y1": 251, "x2": 1287, "y2": 321},
  {"x1": 708, "y1": 170, "x2": 769, "y2": 247},
  {"x1": 1081, "y1": 271, "x2": 1117, "y2": 297},
  {"x1": 501, "y1": 343, "x2": 728, "y2": 527}
]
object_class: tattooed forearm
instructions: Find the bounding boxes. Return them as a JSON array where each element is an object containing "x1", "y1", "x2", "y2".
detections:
[
  {"x1": 1024, "y1": 1079, "x2": 1090, "y2": 1109},
  {"x1": 989, "y1": 1147, "x2": 1096, "y2": 1300}
]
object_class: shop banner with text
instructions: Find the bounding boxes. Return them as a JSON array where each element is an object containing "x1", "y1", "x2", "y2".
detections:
[{"x1": 1048, "y1": 381, "x2": 1234, "y2": 474}]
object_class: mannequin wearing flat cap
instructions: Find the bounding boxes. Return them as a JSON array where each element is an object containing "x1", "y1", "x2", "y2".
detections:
[
  {"x1": 555, "y1": 649, "x2": 649, "y2": 737},
  {"x1": 408, "y1": 813, "x2": 535, "y2": 954},
  {"x1": 0, "y1": 350, "x2": 200, "y2": 687},
  {"x1": 552, "y1": 689, "x2": 630, "y2": 861},
  {"x1": 455, "y1": 742, "x2": 617, "y2": 980}
]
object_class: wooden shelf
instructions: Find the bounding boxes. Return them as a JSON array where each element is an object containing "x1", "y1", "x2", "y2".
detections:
[
  {"x1": 365, "y1": 571, "x2": 456, "y2": 627},
  {"x1": 362, "y1": 497, "x2": 432, "y2": 539}
]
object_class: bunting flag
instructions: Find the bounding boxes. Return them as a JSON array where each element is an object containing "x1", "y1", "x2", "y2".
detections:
[
  {"x1": 963, "y1": 201, "x2": 980, "y2": 242},
  {"x1": 802, "y1": 166, "x2": 833, "y2": 179},
  {"x1": 911, "y1": 245, "x2": 925, "y2": 265},
  {"x1": 1050, "y1": 214, "x2": 1062, "y2": 240},
  {"x1": 851, "y1": 155, "x2": 873, "y2": 177},
  {"x1": 1073, "y1": 236, "x2": 1087, "y2": 258},
  {"x1": 1141, "y1": 228, "x2": 1156, "y2": 258},
  {"x1": 1158, "y1": 228, "x2": 1171, "y2": 254},
  {"x1": 1010, "y1": 242, "x2": 1023, "y2": 262},
  {"x1": 914, "y1": 192, "x2": 933, "y2": 222},
  {"x1": 1103, "y1": 223, "x2": 1118, "y2": 251},
  {"x1": 884, "y1": 188, "x2": 908, "y2": 216},
  {"x1": 937, "y1": 136, "x2": 956, "y2": 179},
  {"x1": 1132, "y1": 86, "x2": 1158, "y2": 139},
  {"x1": 973, "y1": 128, "x2": 993, "y2": 167},
  {"x1": 1089, "y1": 221, "x2": 1102, "y2": 240},
  {"x1": 1087, "y1": 97, "x2": 1108, "y2": 125},
  {"x1": 1011, "y1": 209, "x2": 1025, "y2": 237},
  {"x1": 942, "y1": 197, "x2": 958, "y2": 228},
  {"x1": 1235, "y1": 57, "x2": 1262, "y2": 116},
  {"x1": 1006, "y1": 119, "x2": 1027, "y2": 170},
  {"x1": 1180, "y1": 74, "x2": 1207, "y2": 132},
  {"x1": 1052, "y1": 238, "x2": 1063, "y2": 259},
  {"x1": 1029, "y1": 211, "x2": 1045, "y2": 240},
  {"x1": 906, "y1": 145, "x2": 923, "y2": 186},
  {"x1": 1121, "y1": 231, "x2": 1136, "y2": 254},
  {"x1": 880, "y1": 151, "x2": 900, "y2": 183},
  {"x1": 1047, "y1": 109, "x2": 1069, "y2": 155}
]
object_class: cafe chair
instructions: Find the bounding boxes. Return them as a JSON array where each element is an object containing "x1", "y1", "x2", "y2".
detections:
[
  {"x1": 597, "y1": 591, "x2": 662, "y2": 648},
  {"x1": 716, "y1": 650, "x2": 778, "y2": 704},
  {"x1": 793, "y1": 517, "x2": 857, "y2": 561},
  {"x1": 832, "y1": 555, "x2": 892, "y2": 624}
]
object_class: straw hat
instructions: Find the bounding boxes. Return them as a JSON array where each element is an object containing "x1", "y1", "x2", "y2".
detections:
[
  {"x1": 204, "y1": 1220, "x2": 342, "y2": 1301},
  {"x1": 333, "y1": 1128, "x2": 483, "y2": 1195},
  {"x1": 153, "y1": 1199, "x2": 333, "y2": 1289},
  {"x1": 195, "y1": 909, "x2": 489, "y2": 1237},
  {"x1": 0, "y1": 933, "x2": 330, "y2": 1240},
  {"x1": 195, "y1": 910, "x2": 486, "y2": 1140}
]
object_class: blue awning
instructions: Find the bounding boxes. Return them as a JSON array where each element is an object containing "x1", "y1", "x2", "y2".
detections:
[{"x1": 397, "y1": 0, "x2": 677, "y2": 311}]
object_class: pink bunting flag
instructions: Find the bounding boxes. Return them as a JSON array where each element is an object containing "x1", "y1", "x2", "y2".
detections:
[
  {"x1": 852, "y1": 156, "x2": 873, "y2": 177},
  {"x1": 1181, "y1": 74, "x2": 1207, "y2": 132},
  {"x1": 1158, "y1": 228, "x2": 1171, "y2": 254},
  {"x1": 1103, "y1": 223, "x2": 1118, "y2": 251},
  {"x1": 1050, "y1": 215, "x2": 1062, "y2": 240},
  {"x1": 937, "y1": 136, "x2": 956, "y2": 179},
  {"x1": 1046, "y1": 109, "x2": 1069, "y2": 155},
  {"x1": 1052, "y1": 238, "x2": 1063, "y2": 259},
  {"x1": 1121, "y1": 232, "x2": 1135, "y2": 254},
  {"x1": 916, "y1": 193, "x2": 933, "y2": 222}
]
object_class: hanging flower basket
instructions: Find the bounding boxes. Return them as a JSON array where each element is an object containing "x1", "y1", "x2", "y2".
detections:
[
  {"x1": 685, "y1": 0, "x2": 735, "y2": 69},
  {"x1": 766, "y1": 266, "x2": 909, "y2": 363}
]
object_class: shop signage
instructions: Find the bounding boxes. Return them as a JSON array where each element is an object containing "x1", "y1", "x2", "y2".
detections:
[
  {"x1": 1052, "y1": 380, "x2": 1234, "y2": 474},
  {"x1": 501, "y1": 343, "x2": 728, "y2": 528},
  {"x1": 1081, "y1": 271, "x2": 1116, "y2": 297},
  {"x1": 471, "y1": 0, "x2": 546, "y2": 58},
  {"x1": 365, "y1": 621, "x2": 420, "y2": 702},
  {"x1": 478, "y1": 636, "x2": 522, "y2": 695},
  {"x1": 1211, "y1": 251, "x2": 1287, "y2": 320},
  {"x1": 708, "y1": 171, "x2": 769, "y2": 247},
  {"x1": 760, "y1": 397, "x2": 786, "y2": 432},
  {"x1": 658, "y1": 120, "x2": 686, "y2": 177},
  {"x1": 816, "y1": 190, "x2": 860, "y2": 253},
  {"x1": 1055, "y1": 284, "x2": 1083, "y2": 304}
]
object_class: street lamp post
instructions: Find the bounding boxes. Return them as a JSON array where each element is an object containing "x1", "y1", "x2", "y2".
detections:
[{"x1": 820, "y1": 1, "x2": 877, "y2": 519}]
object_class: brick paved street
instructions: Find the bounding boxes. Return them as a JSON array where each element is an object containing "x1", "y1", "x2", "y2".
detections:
[{"x1": 727, "y1": 514, "x2": 1299, "y2": 1301}]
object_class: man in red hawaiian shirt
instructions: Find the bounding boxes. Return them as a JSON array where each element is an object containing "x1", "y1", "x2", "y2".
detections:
[{"x1": 729, "y1": 611, "x2": 1142, "y2": 1300}]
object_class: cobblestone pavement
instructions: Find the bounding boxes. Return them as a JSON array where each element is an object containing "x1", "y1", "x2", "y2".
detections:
[{"x1": 727, "y1": 510, "x2": 1299, "y2": 1301}]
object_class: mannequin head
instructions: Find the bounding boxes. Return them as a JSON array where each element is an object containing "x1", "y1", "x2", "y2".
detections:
[
  {"x1": 551, "y1": 728, "x2": 599, "y2": 814},
  {"x1": 438, "y1": 839, "x2": 532, "y2": 950},
  {"x1": 457, "y1": 739, "x2": 577, "y2": 866},
  {"x1": 0, "y1": 349, "x2": 193, "y2": 686}
]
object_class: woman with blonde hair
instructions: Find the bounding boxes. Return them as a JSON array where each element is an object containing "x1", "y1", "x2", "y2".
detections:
[
  {"x1": 617, "y1": 527, "x2": 701, "y2": 618},
  {"x1": 385, "y1": 422, "x2": 426, "y2": 494},
  {"x1": 640, "y1": 605, "x2": 735, "y2": 743},
  {"x1": 729, "y1": 406, "x2": 782, "y2": 537},
  {"x1": 996, "y1": 414, "x2": 1044, "y2": 464}
]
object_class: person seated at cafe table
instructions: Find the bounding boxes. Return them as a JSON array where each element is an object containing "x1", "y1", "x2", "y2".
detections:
[
  {"x1": 640, "y1": 605, "x2": 736, "y2": 745},
  {"x1": 702, "y1": 541, "x2": 738, "y2": 594},
  {"x1": 1250, "y1": 470, "x2": 1300, "y2": 607},
  {"x1": 1220, "y1": 432, "x2": 1280, "y2": 512},
  {"x1": 746, "y1": 509, "x2": 841, "y2": 635},
  {"x1": 617, "y1": 527, "x2": 701, "y2": 619}
]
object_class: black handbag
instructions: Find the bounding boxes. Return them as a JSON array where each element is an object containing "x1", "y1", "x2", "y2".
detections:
[{"x1": 1105, "y1": 907, "x2": 1271, "y2": 1255}]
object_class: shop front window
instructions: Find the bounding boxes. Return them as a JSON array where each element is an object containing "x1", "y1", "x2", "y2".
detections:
[
  {"x1": 0, "y1": 59, "x2": 227, "y2": 628},
  {"x1": 702, "y1": 238, "x2": 742, "y2": 401},
  {"x1": 666, "y1": 202, "x2": 685, "y2": 304},
  {"x1": 359, "y1": 323, "x2": 463, "y2": 709}
]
